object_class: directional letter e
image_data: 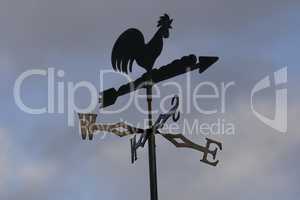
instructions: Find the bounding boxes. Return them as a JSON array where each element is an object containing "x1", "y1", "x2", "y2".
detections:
[{"x1": 251, "y1": 67, "x2": 287, "y2": 133}]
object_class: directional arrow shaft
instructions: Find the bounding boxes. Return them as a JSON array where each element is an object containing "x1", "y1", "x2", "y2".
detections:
[{"x1": 99, "y1": 55, "x2": 218, "y2": 108}]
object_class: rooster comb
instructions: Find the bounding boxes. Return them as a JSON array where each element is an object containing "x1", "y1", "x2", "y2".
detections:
[{"x1": 157, "y1": 14, "x2": 173, "y2": 28}]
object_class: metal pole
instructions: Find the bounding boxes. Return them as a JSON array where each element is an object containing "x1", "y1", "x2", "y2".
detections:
[{"x1": 146, "y1": 79, "x2": 158, "y2": 200}]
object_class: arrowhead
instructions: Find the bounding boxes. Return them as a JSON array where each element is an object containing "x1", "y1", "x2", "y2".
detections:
[{"x1": 198, "y1": 56, "x2": 219, "y2": 73}]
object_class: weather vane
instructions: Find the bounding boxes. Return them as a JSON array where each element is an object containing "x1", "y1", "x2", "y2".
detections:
[{"x1": 78, "y1": 14, "x2": 222, "y2": 200}]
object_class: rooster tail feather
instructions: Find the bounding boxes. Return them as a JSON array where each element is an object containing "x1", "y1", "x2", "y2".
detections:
[{"x1": 111, "y1": 28, "x2": 145, "y2": 73}]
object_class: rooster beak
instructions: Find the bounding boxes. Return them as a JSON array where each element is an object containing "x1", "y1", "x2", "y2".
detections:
[{"x1": 169, "y1": 19, "x2": 173, "y2": 29}]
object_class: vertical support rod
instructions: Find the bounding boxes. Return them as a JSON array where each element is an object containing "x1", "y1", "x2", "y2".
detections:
[{"x1": 146, "y1": 80, "x2": 158, "y2": 200}]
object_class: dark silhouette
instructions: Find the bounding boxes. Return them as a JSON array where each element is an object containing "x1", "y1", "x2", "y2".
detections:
[
  {"x1": 111, "y1": 14, "x2": 173, "y2": 73},
  {"x1": 79, "y1": 13, "x2": 222, "y2": 200},
  {"x1": 100, "y1": 55, "x2": 218, "y2": 108}
]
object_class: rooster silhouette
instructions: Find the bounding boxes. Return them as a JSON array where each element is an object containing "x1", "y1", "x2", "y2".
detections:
[{"x1": 111, "y1": 14, "x2": 173, "y2": 74}]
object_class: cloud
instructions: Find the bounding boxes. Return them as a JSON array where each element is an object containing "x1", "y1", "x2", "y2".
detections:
[
  {"x1": 0, "y1": 0, "x2": 299, "y2": 199},
  {"x1": 0, "y1": 128, "x2": 11, "y2": 189}
]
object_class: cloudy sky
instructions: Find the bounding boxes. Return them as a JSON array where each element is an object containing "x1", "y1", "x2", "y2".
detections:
[{"x1": 0, "y1": 0, "x2": 299, "y2": 199}]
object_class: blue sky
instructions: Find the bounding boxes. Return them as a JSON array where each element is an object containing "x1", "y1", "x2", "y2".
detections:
[{"x1": 0, "y1": 0, "x2": 299, "y2": 199}]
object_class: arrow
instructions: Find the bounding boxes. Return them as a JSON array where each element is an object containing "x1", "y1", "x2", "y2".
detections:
[
  {"x1": 159, "y1": 133, "x2": 222, "y2": 166},
  {"x1": 99, "y1": 55, "x2": 218, "y2": 108}
]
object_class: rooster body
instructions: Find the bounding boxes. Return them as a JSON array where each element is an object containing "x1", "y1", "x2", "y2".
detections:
[{"x1": 111, "y1": 14, "x2": 173, "y2": 73}]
